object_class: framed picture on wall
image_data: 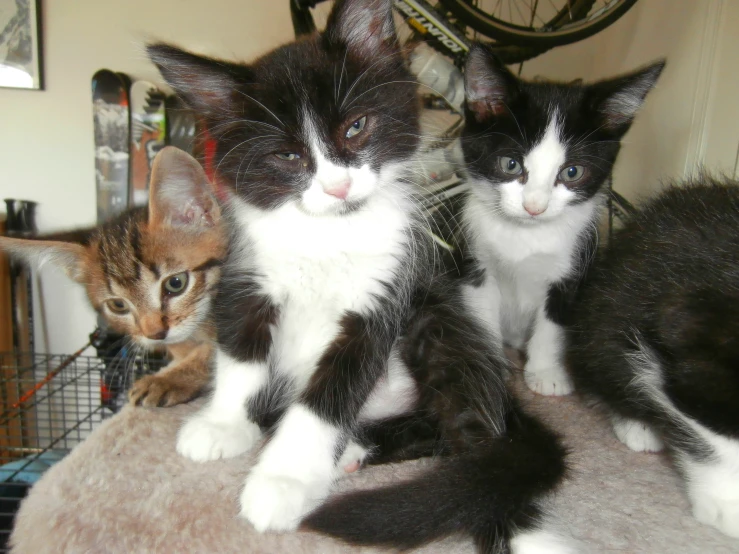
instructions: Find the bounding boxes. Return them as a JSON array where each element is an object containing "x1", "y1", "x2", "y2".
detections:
[{"x1": 0, "y1": 0, "x2": 43, "y2": 90}]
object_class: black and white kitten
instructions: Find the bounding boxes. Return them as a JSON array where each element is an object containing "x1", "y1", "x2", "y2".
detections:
[
  {"x1": 459, "y1": 44, "x2": 663, "y2": 395},
  {"x1": 149, "y1": 1, "x2": 568, "y2": 552},
  {"x1": 567, "y1": 178, "x2": 739, "y2": 538}
]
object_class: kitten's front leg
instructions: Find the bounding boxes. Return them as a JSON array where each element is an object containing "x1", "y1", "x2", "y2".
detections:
[
  {"x1": 177, "y1": 350, "x2": 266, "y2": 461},
  {"x1": 524, "y1": 306, "x2": 574, "y2": 396},
  {"x1": 129, "y1": 341, "x2": 212, "y2": 408},
  {"x1": 177, "y1": 289, "x2": 277, "y2": 462},
  {"x1": 240, "y1": 311, "x2": 391, "y2": 532}
]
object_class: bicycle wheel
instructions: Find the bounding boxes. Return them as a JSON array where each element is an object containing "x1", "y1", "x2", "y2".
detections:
[{"x1": 438, "y1": 0, "x2": 638, "y2": 48}]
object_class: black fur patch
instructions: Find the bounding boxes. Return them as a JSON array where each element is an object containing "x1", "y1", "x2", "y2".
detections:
[
  {"x1": 301, "y1": 308, "x2": 397, "y2": 426},
  {"x1": 567, "y1": 178, "x2": 739, "y2": 459},
  {"x1": 545, "y1": 226, "x2": 598, "y2": 326},
  {"x1": 213, "y1": 273, "x2": 279, "y2": 362}
]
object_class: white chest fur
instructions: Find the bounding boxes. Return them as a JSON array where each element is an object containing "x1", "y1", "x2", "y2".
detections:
[
  {"x1": 232, "y1": 196, "x2": 410, "y2": 385},
  {"x1": 464, "y1": 188, "x2": 600, "y2": 336}
]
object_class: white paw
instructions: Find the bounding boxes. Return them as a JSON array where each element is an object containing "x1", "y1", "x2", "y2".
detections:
[
  {"x1": 511, "y1": 529, "x2": 577, "y2": 554},
  {"x1": 691, "y1": 489, "x2": 739, "y2": 538},
  {"x1": 177, "y1": 414, "x2": 261, "y2": 462},
  {"x1": 523, "y1": 362, "x2": 574, "y2": 396},
  {"x1": 336, "y1": 440, "x2": 369, "y2": 475},
  {"x1": 240, "y1": 472, "x2": 323, "y2": 532},
  {"x1": 611, "y1": 416, "x2": 664, "y2": 452}
]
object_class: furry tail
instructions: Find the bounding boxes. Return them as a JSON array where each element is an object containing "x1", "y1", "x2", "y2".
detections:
[
  {"x1": 624, "y1": 333, "x2": 714, "y2": 459},
  {"x1": 303, "y1": 283, "x2": 568, "y2": 552},
  {"x1": 303, "y1": 401, "x2": 567, "y2": 553}
]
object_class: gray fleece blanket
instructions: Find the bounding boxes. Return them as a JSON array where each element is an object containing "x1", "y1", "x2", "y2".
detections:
[{"x1": 10, "y1": 372, "x2": 739, "y2": 554}]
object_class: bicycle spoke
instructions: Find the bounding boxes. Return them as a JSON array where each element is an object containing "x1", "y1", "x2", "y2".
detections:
[
  {"x1": 528, "y1": 0, "x2": 540, "y2": 28},
  {"x1": 493, "y1": 0, "x2": 504, "y2": 22},
  {"x1": 511, "y1": 0, "x2": 527, "y2": 27}
]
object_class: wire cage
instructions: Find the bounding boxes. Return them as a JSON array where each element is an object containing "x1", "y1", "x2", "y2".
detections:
[{"x1": 0, "y1": 347, "x2": 165, "y2": 551}]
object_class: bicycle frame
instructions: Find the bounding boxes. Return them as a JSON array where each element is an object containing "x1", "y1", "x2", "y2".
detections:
[{"x1": 393, "y1": 0, "x2": 470, "y2": 60}]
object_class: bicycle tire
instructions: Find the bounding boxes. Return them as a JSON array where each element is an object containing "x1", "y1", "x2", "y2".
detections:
[{"x1": 439, "y1": 0, "x2": 638, "y2": 48}]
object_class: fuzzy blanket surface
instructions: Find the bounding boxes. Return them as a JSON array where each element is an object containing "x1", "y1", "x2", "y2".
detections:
[{"x1": 10, "y1": 372, "x2": 739, "y2": 554}]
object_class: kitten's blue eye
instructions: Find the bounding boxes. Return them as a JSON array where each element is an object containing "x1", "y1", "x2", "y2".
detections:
[
  {"x1": 498, "y1": 156, "x2": 523, "y2": 176},
  {"x1": 559, "y1": 165, "x2": 585, "y2": 183},
  {"x1": 163, "y1": 272, "x2": 189, "y2": 295},
  {"x1": 106, "y1": 298, "x2": 129, "y2": 315},
  {"x1": 275, "y1": 152, "x2": 300, "y2": 161},
  {"x1": 346, "y1": 116, "x2": 367, "y2": 139}
]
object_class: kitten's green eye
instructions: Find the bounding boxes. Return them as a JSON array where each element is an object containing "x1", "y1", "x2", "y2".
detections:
[
  {"x1": 499, "y1": 157, "x2": 523, "y2": 176},
  {"x1": 275, "y1": 152, "x2": 300, "y2": 161},
  {"x1": 346, "y1": 116, "x2": 367, "y2": 139},
  {"x1": 559, "y1": 165, "x2": 585, "y2": 183},
  {"x1": 163, "y1": 272, "x2": 189, "y2": 296},
  {"x1": 106, "y1": 299, "x2": 129, "y2": 315}
]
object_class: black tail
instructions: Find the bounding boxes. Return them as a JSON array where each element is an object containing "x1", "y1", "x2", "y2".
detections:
[
  {"x1": 304, "y1": 402, "x2": 566, "y2": 552},
  {"x1": 303, "y1": 283, "x2": 568, "y2": 552}
]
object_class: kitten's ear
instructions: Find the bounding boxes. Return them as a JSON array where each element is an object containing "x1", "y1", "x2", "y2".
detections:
[
  {"x1": 325, "y1": 0, "x2": 399, "y2": 57},
  {"x1": 589, "y1": 60, "x2": 665, "y2": 132},
  {"x1": 464, "y1": 44, "x2": 519, "y2": 122},
  {"x1": 0, "y1": 237, "x2": 87, "y2": 283},
  {"x1": 148, "y1": 146, "x2": 220, "y2": 229},
  {"x1": 147, "y1": 43, "x2": 247, "y2": 116}
]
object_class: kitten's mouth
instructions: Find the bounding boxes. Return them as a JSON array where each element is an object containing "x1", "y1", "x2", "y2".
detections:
[
  {"x1": 517, "y1": 213, "x2": 549, "y2": 225},
  {"x1": 299, "y1": 198, "x2": 368, "y2": 217},
  {"x1": 136, "y1": 336, "x2": 169, "y2": 350}
]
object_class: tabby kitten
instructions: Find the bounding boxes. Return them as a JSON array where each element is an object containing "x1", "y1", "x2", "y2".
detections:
[
  {"x1": 148, "y1": 0, "x2": 569, "y2": 552},
  {"x1": 567, "y1": 179, "x2": 739, "y2": 538},
  {"x1": 0, "y1": 147, "x2": 225, "y2": 407},
  {"x1": 459, "y1": 44, "x2": 663, "y2": 395}
]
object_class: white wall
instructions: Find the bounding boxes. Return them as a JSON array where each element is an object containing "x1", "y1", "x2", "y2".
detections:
[
  {"x1": 1, "y1": 0, "x2": 738, "y2": 354},
  {"x1": 0, "y1": 0, "x2": 295, "y2": 354}
]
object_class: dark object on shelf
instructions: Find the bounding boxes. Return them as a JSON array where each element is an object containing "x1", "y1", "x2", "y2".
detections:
[
  {"x1": 2, "y1": 201, "x2": 36, "y2": 237},
  {"x1": 3, "y1": 199, "x2": 37, "y2": 368}
]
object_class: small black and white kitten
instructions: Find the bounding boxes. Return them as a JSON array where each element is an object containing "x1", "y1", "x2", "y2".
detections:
[
  {"x1": 459, "y1": 44, "x2": 663, "y2": 395},
  {"x1": 149, "y1": 1, "x2": 568, "y2": 552},
  {"x1": 567, "y1": 178, "x2": 739, "y2": 538}
]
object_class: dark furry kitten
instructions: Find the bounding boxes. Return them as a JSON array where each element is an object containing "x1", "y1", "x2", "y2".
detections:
[
  {"x1": 458, "y1": 43, "x2": 663, "y2": 396},
  {"x1": 567, "y1": 178, "x2": 739, "y2": 538},
  {"x1": 148, "y1": 0, "x2": 568, "y2": 552}
]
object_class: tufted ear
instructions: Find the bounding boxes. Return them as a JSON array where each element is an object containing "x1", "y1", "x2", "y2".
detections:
[
  {"x1": 588, "y1": 60, "x2": 665, "y2": 132},
  {"x1": 148, "y1": 146, "x2": 220, "y2": 230},
  {"x1": 324, "y1": 0, "x2": 399, "y2": 58},
  {"x1": 147, "y1": 43, "x2": 251, "y2": 118},
  {"x1": 0, "y1": 236, "x2": 87, "y2": 283},
  {"x1": 464, "y1": 43, "x2": 519, "y2": 122}
]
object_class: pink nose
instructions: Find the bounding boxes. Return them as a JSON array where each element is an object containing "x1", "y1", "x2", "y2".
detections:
[
  {"x1": 323, "y1": 180, "x2": 350, "y2": 200},
  {"x1": 524, "y1": 204, "x2": 546, "y2": 216}
]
